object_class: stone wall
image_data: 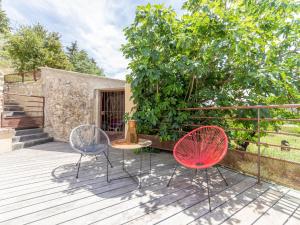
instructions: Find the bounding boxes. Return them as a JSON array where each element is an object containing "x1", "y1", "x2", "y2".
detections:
[
  {"x1": 2, "y1": 68, "x2": 125, "y2": 141},
  {"x1": 40, "y1": 67, "x2": 125, "y2": 141},
  {"x1": 0, "y1": 128, "x2": 15, "y2": 153}
]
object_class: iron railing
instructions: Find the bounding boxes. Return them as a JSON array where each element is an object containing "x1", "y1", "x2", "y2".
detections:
[
  {"x1": 99, "y1": 90, "x2": 125, "y2": 132},
  {"x1": 0, "y1": 93, "x2": 45, "y2": 129},
  {"x1": 143, "y1": 104, "x2": 300, "y2": 188},
  {"x1": 179, "y1": 104, "x2": 300, "y2": 184}
]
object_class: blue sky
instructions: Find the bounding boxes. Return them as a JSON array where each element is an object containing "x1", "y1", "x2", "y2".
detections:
[{"x1": 2, "y1": 0, "x2": 185, "y2": 80}]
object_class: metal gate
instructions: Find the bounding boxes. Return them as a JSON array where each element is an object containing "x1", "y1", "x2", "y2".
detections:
[{"x1": 99, "y1": 90, "x2": 125, "y2": 132}]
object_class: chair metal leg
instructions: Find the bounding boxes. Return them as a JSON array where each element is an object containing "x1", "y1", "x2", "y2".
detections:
[
  {"x1": 167, "y1": 165, "x2": 178, "y2": 187},
  {"x1": 216, "y1": 166, "x2": 228, "y2": 186},
  {"x1": 205, "y1": 169, "x2": 211, "y2": 212},
  {"x1": 106, "y1": 161, "x2": 109, "y2": 183},
  {"x1": 103, "y1": 152, "x2": 113, "y2": 168},
  {"x1": 76, "y1": 154, "x2": 83, "y2": 179}
]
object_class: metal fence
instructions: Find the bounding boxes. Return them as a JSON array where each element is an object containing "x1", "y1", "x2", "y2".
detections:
[
  {"x1": 141, "y1": 104, "x2": 300, "y2": 189},
  {"x1": 99, "y1": 90, "x2": 125, "y2": 132},
  {"x1": 179, "y1": 104, "x2": 300, "y2": 184}
]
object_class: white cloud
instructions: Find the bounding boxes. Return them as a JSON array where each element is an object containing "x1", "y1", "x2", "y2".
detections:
[{"x1": 2, "y1": 0, "x2": 184, "y2": 80}]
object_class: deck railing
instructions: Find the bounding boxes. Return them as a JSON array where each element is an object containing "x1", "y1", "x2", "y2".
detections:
[
  {"x1": 180, "y1": 104, "x2": 300, "y2": 184},
  {"x1": 141, "y1": 104, "x2": 300, "y2": 189}
]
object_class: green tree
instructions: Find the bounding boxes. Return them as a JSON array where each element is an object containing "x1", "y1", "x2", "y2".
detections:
[
  {"x1": 122, "y1": 1, "x2": 300, "y2": 149},
  {"x1": 6, "y1": 24, "x2": 71, "y2": 73},
  {"x1": 0, "y1": 9, "x2": 9, "y2": 34},
  {"x1": 0, "y1": 7, "x2": 11, "y2": 69},
  {"x1": 66, "y1": 41, "x2": 104, "y2": 76}
]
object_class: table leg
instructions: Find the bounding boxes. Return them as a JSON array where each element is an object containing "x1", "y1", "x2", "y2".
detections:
[
  {"x1": 138, "y1": 152, "x2": 143, "y2": 189},
  {"x1": 122, "y1": 149, "x2": 125, "y2": 171},
  {"x1": 109, "y1": 146, "x2": 152, "y2": 189},
  {"x1": 107, "y1": 153, "x2": 109, "y2": 183},
  {"x1": 123, "y1": 168, "x2": 139, "y2": 185}
]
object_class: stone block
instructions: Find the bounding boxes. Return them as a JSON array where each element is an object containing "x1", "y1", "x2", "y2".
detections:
[{"x1": 0, "y1": 128, "x2": 15, "y2": 153}]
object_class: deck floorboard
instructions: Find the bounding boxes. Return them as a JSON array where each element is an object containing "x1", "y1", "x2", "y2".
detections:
[{"x1": 0, "y1": 142, "x2": 299, "y2": 225}]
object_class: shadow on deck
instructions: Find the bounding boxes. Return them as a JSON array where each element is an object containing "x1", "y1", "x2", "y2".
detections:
[{"x1": 0, "y1": 142, "x2": 299, "y2": 225}]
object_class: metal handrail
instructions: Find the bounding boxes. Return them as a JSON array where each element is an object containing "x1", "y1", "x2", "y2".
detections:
[
  {"x1": 180, "y1": 104, "x2": 300, "y2": 110},
  {"x1": 3, "y1": 93, "x2": 44, "y2": 99},
  {"x1": 154, "y1": 104, "x2": 300, "y2": 184}
]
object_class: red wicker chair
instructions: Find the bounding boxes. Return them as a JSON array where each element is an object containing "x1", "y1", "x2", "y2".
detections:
[{"x1": 167, "y1": 126, "x2": 228, "y2": 211}]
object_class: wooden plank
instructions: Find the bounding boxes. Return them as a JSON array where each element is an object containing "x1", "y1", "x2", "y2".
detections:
[
  {"x1": 0, "y1": 142, "x2": 299, "y2": 225},
  {"x1": 188, "y1": 183, "x2": 271, "y2": 225},
  {"x1": 0, "y1": 151, "x2": 154, "y2": 183},
  {"x1": 0, "y1": 156, "x2": 118, "y2": 190},
  {"x1": 0, "y1": 148, "x2": 163, "y2": 177},
  {"x1": 111, "y1": 170, "x2": 244, "y2": 225},
  {"x1": 48, "y1": 169, "x2": 234, "y2": 225},
  {"x1": 253, "y1": 193, "x2": 300, "y2": 225},
  {"x1": 0, "y1": 159, "x2": 177, "y2": 213},
  {"x1": 0, "y1": 155, "x2": 174, "y2": 202},
  {"x1": 284, "y1": 205, "x2": 300, "y2": 225},
  {"x1": 27, "y1": 170, "x2": 193, "y2": 225},
  {"x1": 221, "y1": 188, "x2": 289, "y2": 225},
  {"x1": 0, "y1": 166, "x2": 191, "y2": 224}
]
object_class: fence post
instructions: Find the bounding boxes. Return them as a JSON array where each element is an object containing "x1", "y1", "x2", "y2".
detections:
[
  {"x1": 257, "y1": 107, "x2": 261, "y2": 184},
  {"x1": 42, "y1": 97, "x2": 45, "y2": 128}
]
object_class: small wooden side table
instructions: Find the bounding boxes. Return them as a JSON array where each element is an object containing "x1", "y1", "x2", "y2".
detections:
[{"x1": 109, "y1": 138, "x2": 152, "y2": 188}]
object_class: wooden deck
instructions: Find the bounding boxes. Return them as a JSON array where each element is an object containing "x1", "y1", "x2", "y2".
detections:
[{"x1": 0, "y1": 142, "x2": 299, "y2": 225}]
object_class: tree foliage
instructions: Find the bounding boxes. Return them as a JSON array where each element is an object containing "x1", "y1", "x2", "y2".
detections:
[
  {"x1": 0, "y1": 7, "x2": 10, "y2": 69},
  {"x1": 66, "y1": 41, "x2": 104, "y2": 76},
  {"x1": 6, "y1": 24, "x2": 72, "y2": 73},
  {"x1": 122, "y1": 0, "x2": 300, "y2": 148},
  {"x1": 0, "y1": 9, "x2": 9, "y2": 34}
]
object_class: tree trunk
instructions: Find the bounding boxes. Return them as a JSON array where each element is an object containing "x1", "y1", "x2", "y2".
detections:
[{"x1": 240, "y1": 131, "x2": 256, "y2": 151}]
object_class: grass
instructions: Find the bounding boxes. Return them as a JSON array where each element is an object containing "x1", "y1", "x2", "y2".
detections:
[{"x1": 247, "y1": 124, "x2": 300, "y2": 163}]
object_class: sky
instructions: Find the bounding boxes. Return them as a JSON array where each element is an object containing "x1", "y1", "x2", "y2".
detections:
[{"x1": 2, "y1": 0, "x2": 185, "y2": 80}]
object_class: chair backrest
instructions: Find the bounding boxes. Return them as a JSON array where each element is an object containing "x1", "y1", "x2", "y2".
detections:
[
  {"x1": 69, "y1": 125, "x2": 110, "y2": 155},
  {"x1": 174, "y1": 126, "x2": 228, "y2": 168}
]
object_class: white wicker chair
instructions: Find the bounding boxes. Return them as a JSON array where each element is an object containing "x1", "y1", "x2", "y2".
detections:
[{"x1": 69, "y1": 125, "x2": 113, "y2": 180}]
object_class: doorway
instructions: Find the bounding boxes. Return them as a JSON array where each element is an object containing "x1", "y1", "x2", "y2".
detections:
[{"x1": 99, "y1": 89, "x2": 125, "y2": 132}]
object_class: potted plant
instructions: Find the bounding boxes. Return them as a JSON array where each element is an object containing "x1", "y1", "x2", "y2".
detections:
[{"x1": 124, "y1": 113, "x2": 138, "y2": 144}]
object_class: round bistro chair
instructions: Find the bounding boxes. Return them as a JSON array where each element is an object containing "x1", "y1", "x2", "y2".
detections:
[
  {"x1": 70, "y1": 125, "x2": 113, "y2": 181},
  {"x1": 167, "y1": 125, "x2": 228, "y2": 211}
]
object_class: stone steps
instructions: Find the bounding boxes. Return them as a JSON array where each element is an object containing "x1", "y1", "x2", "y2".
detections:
[
  {"x1": 15, "y1": 128, "x2": 43, "y2": 136},
  {"x1": 12, "y1": 132, "x2": 49, "y2": 143},
  {"x1": 12, "y1": 129, "x2": 53, "y2": 150},
  {"x1": 4, "y1": 105, "x2": 24, "y2": 111}
]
